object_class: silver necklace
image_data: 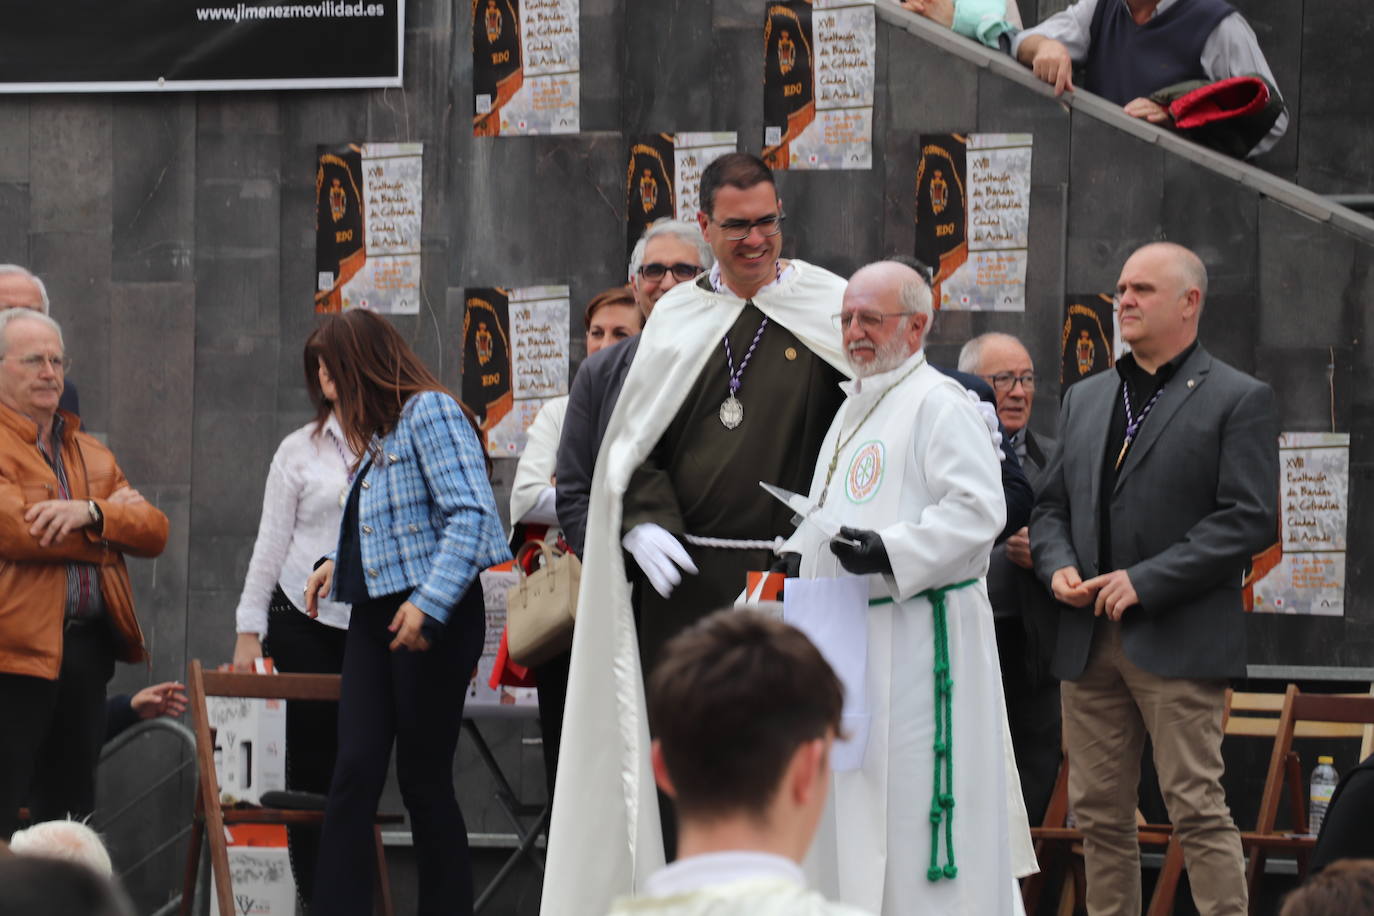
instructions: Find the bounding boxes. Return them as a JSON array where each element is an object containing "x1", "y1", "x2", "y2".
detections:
[{"x1": 720, "y1": 309, "x2": 769, "y2": 430}]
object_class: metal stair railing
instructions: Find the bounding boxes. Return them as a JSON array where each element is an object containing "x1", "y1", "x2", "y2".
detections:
[{"x1": 874, "y1": 0, "x2": 1374, "y2": 241}]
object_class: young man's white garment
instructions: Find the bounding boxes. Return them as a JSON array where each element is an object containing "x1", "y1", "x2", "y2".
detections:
[{"x1": 607, "y1": 851, "x2": 874, "y2": 916}]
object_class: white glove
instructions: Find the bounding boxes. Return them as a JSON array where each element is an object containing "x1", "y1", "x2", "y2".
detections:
[
  {"x1": 622, "y1": 523, "x2": 699, "y2": 598},
  {"x1": 967, "y1": 391, "x2": 1006, "y2": 462}
]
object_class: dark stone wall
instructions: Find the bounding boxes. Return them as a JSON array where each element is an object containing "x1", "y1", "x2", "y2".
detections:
[{"x1": 0, "y1": 1, "x2": 1370, "y2": 909}]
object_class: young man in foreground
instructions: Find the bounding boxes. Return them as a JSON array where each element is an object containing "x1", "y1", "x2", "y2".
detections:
[{"x1": 609, "y1": 609, "x2": 871, "y2": 916}]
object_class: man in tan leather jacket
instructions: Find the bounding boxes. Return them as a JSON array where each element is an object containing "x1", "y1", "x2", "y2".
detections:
[{"x1": 0, "y1": 308, "x2": 168, "y2": 840}]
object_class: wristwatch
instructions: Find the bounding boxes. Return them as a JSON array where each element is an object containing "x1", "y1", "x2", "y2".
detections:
[{"x1": 87, "y1": 499, "x2": 103, "y2": 528}]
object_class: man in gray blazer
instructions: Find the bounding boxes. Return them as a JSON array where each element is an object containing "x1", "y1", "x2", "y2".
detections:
[
  {"x1": 960, "y1": 331, "x2": 1061, "y2": 826},
  {"x1": 1030, "y1": 242, "x2": 1279, "y2": 915}
]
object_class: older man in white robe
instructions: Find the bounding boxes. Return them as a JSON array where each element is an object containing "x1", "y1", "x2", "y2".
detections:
[{"x1": 784, "y1": 261, "x2": 1030, "y2": 915}]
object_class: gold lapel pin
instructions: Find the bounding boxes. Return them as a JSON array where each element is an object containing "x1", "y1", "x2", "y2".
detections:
[{"x1": 784, "y1": 347, "x2": 797, "y2": 361}]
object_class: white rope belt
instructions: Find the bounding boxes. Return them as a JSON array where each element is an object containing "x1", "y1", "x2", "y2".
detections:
[{"x1": 682, "y1": 534, "x2": 785, "y2": 552}]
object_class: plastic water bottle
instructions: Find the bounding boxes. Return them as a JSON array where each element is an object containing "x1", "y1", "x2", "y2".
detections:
[{"x1": 1309, "y1": 756, "x2": 1339, "y2": 836}]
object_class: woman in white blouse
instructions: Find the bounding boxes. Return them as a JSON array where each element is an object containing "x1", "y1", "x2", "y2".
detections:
[
  {"x1": 230, "y1": 330, "x2": 359, "y2": 904},
  {"x1": 509, "y1": 285, "x2": 645, "y2": 535},
  {"x1": 509, "y1": 285, "x2": 643, "y2": 797}
]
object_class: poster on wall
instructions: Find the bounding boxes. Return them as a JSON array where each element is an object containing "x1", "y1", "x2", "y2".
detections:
[
  {"x1": 914, "y1": 133, "x2": 1032, "y2": 311},
  {"x1": 473, "y1": 0, "x2": 580, "y2": 136},
  {"x1": 1060, "y1": 293, "x2": 1116, "y2": 389},
  {"x1": 461, "y1": 285, "x2": 570, "y2": 457},
  {"x1": 1251, "y1": 432, "x2": 1349, "y2": 617},
  {"x1": 0, "y1": 1, "x2": 403, "y2": 92},
  {"x1": 315, "y1": 142, "x2": 422, "y2": 314},
  {"x1": 626, "y1": 132, "x2": 737, "y2": 257},
  {"x1": 762, "y1": 0, "x2": 874, "y2": 171}
]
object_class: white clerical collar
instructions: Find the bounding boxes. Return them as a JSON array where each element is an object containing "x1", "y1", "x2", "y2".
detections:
[
  {"x1": 843, "y1": 348, "x2": 927, "y2": 396},
  {"x1": 644, "y1": 851, "x2": 806, "y2": 898},
  {"x1": 708, "y1": 260, "x2": 796, "y2": 298}
]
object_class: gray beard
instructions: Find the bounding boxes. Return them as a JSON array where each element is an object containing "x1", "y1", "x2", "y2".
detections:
[{"x1": 848, "y1": 334, "x2": 911, "y2": 378}]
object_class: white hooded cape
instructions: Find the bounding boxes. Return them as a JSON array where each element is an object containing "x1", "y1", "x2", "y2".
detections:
[{"x1": 540, "y1": 260, "x2": 851, "y2": 915}]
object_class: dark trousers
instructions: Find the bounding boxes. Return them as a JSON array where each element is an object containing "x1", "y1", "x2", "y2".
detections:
[
  {"x1": 995, "y1": 615, "x2": 1063, "y2": 825},
  {"x1": 312, "y1": 588, "x2": 485, "y2": 916},
  {"x1": 0, "y1": 621, "x2": 115, "y2": 838},
  {"x1": 264, "y1": 587, "x2": 348, "y2": 908},
  {"x1": 533, "y1": 648, "x2": 570, "y2": 800}
]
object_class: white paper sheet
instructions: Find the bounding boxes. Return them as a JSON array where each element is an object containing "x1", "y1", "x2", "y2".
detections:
[{"x1": 783, "y1": 575, "x2": 870, "y2": 771}]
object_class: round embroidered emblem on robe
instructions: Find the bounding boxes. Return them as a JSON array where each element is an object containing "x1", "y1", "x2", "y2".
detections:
[{"x1": 846, "y1": 440, "x2": 884, "y2": 503}]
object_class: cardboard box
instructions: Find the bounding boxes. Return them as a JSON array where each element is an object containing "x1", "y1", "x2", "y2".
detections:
[
  {"x1": 734, "y1": 570, "x2": 786, "y2": 620},
  {"x1": 205, "y1": 660, "x2": 286, "y2": 805},
  {"x1": 210, "y1": 825, "x2": 296, "y2": 916}
]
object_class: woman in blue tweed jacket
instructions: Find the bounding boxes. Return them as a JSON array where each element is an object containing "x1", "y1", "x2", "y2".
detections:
[{"x1": 304, "y1": 309, "x2": 510, "y2": 915}]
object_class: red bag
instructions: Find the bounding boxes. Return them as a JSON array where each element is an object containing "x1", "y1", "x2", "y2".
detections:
[{"x1": 488, "y1": 626, "x2": 538, "y2": 689}]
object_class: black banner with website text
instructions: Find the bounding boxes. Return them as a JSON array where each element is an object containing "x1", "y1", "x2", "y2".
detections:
[{"x1": 0, "y1": 0, "x2": 402, "y2": 92}]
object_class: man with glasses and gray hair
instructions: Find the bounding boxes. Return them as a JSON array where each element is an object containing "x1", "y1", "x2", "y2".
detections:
[
  {"x1": 0, "y1": 266, "x2": 78, "y2": 416},
  {"x1": 627, "y1": 219, "x2": 713, "y2": 320},
  {"x1": 958, "y1": 332, "x2": 1062, "y2": 825},
  {"x1": 0, "y1": 308, "x2": 168, "y2": 842},
  {"x1": 544, "y1": 152, "x2": 854, "y2": 915},
  {"x1": 779, "y1": 261, "x2": 1031, "y2": 914},
  {"x1": 556, "y1": 220, "x2": 713, "y2": 556}
]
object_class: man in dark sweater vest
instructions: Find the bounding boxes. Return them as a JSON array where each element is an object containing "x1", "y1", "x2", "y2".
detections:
[{"x1": 1013, "y1": 0, "x2": 1287, "y2": 158}]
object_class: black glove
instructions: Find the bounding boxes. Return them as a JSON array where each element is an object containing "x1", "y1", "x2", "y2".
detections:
[
  {"x1": 769, "y1": 551, "x2": 802, "y2": 578},
  {"x1": 829, "y1": 526, "x2": 891, "y2": 576}
]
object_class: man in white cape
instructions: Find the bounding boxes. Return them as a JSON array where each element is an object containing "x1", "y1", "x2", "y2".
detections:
[
  {"x1": 782, "y1": 261, "x2": 1032, "y2": 914},
  {"x1": 542, "y1": 154, "x2": 853, "y2": 915}
]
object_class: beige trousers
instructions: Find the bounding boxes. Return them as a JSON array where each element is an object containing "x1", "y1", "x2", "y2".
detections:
[{"x1": 1061, "y1": 621, "x2": 1245, "y2": 915}]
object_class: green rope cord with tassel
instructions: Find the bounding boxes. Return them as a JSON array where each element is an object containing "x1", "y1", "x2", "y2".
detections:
[{"x1": 917, "y1": 577, "x2": 978, "y2": 882}]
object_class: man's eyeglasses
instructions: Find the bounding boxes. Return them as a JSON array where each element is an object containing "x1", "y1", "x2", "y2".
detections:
[
  {"x1": 831, "y1": 310, "x2": 916, "y2": 331},
  {"x1": 981, "y1": 372, "x2": 1036, "y2": 393},
  {"x1": 711, "y1": 213, "x2": 785, "y2": 241},
  {"x1": 638, "y1": 262, "x2": 702, "y2": 282},
  {"x1": 2, "y1": 354, "x2": 70, "y2": 373}
]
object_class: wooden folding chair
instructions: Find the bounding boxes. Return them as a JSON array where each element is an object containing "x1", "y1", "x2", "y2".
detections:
[
  {"x1": 1020, "y1": 755, "x2": 1074, "y2": 916},
  {"x1": 1238, "y1": 684, "x2": 1374, "y2": 910},
  {"x1": 180, "y1": 660, "x2": 399, "y2": 916}
]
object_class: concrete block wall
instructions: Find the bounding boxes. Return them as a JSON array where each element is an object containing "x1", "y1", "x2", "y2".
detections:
[{"x1": 0, "y1": 0, "x2": 1371, "y2": 909}]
